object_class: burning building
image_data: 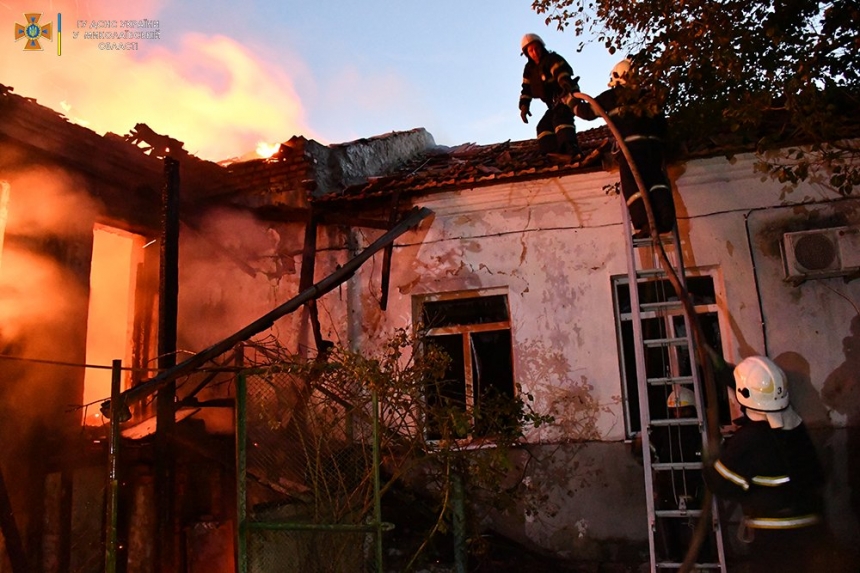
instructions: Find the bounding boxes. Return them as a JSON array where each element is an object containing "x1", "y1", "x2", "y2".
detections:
[{"x1": 1, "y1": 81, "x2": 859, "y2": 572}]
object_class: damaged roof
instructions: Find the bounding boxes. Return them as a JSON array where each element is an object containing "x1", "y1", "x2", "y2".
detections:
[
  {"x1": 317, "y1": 126, "x2": 612, "y2": 203},
  {"x1": 0, "y1": 83, "x2": 235, "y2": 203}
]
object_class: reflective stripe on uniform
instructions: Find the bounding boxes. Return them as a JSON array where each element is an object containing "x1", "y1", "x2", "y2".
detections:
[
  {"x1": 550, "y1": 62, "x2": 566, "y2": 76},
  {"x1": 714, "y1": 460, "x2": 750, "y2": 490},
  {"x1": 626, "y1": 191, "x2": 643, "y2": 207},
  {"x1": 745, "y1": 514, "x2": 820, "y2": 530},
  {"x1": 752, "y1": 474, "x2": 791, "y2": 487},
  {"x1": 537, "y1": 130, "x2": 555, "y2": 140},
  {"x1": 554, "y1": 123, "x2": 574, "y2": 133}
]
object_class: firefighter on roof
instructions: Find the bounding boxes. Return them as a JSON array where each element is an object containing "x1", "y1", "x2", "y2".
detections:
[
  {"x1": 572, "y1": 59, "x2": 676, "y2": 237},
  {"x1": 518, "y1": 33, "x2": 582, "y2": 159},
  {"x1": 703, "y1": 356, "x2": 849, "y2": 571}
]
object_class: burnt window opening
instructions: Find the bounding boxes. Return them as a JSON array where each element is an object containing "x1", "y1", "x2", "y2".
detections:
[
  {"x1": 417, "y1": 292, "x2": 516, "y2": 440},
  {"x1": 613, "y1": 274, "x2": 734, "y2": 438}
]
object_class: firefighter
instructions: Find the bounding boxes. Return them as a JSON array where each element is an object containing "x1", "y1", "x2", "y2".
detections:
[
  {"x1": 655, "y1": 387, "x2": 703, "y2": 510},
  {"x1": 518, "y1": 33, "x2": 582, "y2": 159},
  {"x1": 651, "y1": 387, "x2": 708, "y2": 561},
  {"x1": 703, "y1": 356, "x2": 843, "y2": 572},
  {"x1": 572, "y1": 59, "x2": 676, "y2": 237}
]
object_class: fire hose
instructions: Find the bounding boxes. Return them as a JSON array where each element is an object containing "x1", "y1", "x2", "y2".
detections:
[{"x1": 571, "y1": 91, "x2": 722, "y2": 573}]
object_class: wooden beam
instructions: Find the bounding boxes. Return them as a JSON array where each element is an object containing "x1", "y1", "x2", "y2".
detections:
[
  {"x1": 298, "y1": 210, "x2": 326, "y2": 352},
  {"x1": 103, "y1": 206, "x2": 433, "y2": 413},
  {"x1": 379, "y1": 192, "x2": 401, "y2": 311}
]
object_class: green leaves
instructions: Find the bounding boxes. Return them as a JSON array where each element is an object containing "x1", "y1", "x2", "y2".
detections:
[{"x1": 533, "y1": 0, "x2": 860, "y2": 194}]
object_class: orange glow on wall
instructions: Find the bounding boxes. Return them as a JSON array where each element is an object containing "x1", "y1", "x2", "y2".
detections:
[
  {"x1": 0, "y1": 181, "x2": 9, "y2": 272},
  {"x1": 83, "y1": 225, "x2": 145, "y2": 425}
]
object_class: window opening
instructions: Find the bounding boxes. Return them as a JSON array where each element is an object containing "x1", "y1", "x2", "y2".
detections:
[
  {"x1": 613, "y1": 273, "x2": 733, "y2": 437},
  {"x1": 83, "y1": 224, "x2": 145, "y2": 425},
  {"x1": 417, "y1": 291, "x2": 515, "y2": 440}
]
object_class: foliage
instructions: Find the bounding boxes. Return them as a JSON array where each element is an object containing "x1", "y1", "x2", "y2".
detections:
[
  {"x1": 532, "y1": 0, "x2": 860, "y2": 195},
  {"x1": 243, "y1": 329, "x2": 554, "y2": 569}
]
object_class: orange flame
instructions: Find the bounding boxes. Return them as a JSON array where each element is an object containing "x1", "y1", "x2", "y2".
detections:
[
  {"x1": 256, "y1": 141, "x2": 280, "y2": 158},
  {"x1": 1, "y1": 1, "x2": 310, "y2": 161}
]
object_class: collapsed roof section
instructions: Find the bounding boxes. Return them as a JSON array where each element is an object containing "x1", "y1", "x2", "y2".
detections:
[
  {"x1": 0, "y1": 81, "x2": 616, "y2": 219},
  {"x1": 321, "y1": 127, "x2": 612, "y2": 205},
  {"x1": 223, "y1": 125, "x2": 612, "y2": 216}
]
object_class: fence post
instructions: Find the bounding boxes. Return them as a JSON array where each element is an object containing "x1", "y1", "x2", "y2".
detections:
[
  {"x1": 452, "y1": 470, "x2": 467, "y2": 573},
  {"x1": 372, "y1": 389, "x2": 383, "y2": 573},
  {"x1": 235, "y1": 370, "x2": 248, "y2": 573},
  {"x1": 105, "y1": 359, "x2": 122, "y2": 573}
]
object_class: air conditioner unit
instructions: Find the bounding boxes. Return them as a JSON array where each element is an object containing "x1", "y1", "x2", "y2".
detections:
[{"x1": 781, "y1": 225, "x2": 860, "y2": 283}]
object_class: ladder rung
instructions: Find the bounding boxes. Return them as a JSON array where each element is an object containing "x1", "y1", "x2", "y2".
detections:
[
  {"x1": 643, "y1": 337, "x2": 689, "y2": 348},
  {"x1": 652, "y1": 462, "x2": 703, "y2": 471},
  {"x1": 646, "y1": 376, "x2": 694, "y2": 386},
  {"x1": 655, "y1": 509, "x2": 704, "y2": 518},
  {"x1": 650, "y1": 417, "x2": 700, "y2": 427},
  {"x1": 633, "y1": 235, "x2": 676, "y2": 248},
  {"x1": 640, "y1": 301, "x2": 683, "y2": 312},
  {"x1": 636, "y1": 268, "x2": 668, "y2": 278},
  {"x1": 656, "y1": 562, "x2": 723, "y2": 569}
]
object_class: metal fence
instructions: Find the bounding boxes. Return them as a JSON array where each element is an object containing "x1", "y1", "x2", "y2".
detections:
[{"x1": 236, "y1": 366, "x2": 385, "y2": 573}]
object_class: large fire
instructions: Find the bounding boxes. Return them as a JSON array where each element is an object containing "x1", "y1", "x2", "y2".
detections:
[{"x1": 1, "y1": 0, "x2": 311, "y2": 162}]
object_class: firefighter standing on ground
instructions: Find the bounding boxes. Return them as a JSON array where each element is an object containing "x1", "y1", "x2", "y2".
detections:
[
  {"x1": 646, "y1": 387, "x2": 710, "y2": 561},
  {"x1": 572, "y1": 59, "x2": 676, "y2": 237},
  {"x1": 518, "y1": 33, "x2": 582, "y2": 159},
  {"x1": 703, "y1": 356, "x2": 847, "y2": 571}
]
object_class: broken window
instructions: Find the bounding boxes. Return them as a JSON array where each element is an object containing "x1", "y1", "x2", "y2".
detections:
[
  {"x1": 613, "y1": 273, "x2": 734, "y2": 438},
  {"x1": 415, "y1": 290, "x2": 516, "y2": 440}
]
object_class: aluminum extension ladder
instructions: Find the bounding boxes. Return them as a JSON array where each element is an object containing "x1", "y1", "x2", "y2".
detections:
[{"x1": 621, "y1": 204, "x2": 727, "y2": 572}]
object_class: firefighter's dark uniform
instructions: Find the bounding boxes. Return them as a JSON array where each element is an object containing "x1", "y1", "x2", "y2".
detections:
[
  {"x1": 520, "y1": 51, "x2": 581, "y2": 157},
  {"x1": 573, "y1": 87, "x2": 676, "y2": 236},
  {"x1": 704, "y1": 416, "x2": 844, "y2": 571}
]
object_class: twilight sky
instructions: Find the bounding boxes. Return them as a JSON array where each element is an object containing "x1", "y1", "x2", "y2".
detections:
[{"x1": 2, "y1": 0, "x2": 618, "y2": 161}]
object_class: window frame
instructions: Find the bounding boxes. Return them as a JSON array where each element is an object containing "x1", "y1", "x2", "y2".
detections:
[
  {"x1": 412, "y1": 287, "x2": 517, "y2": 441},
  {"x1": 612, "y1": 268, "x2": 736, "y2": 438}
]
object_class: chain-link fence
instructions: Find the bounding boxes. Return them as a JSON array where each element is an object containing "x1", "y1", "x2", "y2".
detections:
[{"x1": 237, "y1": 366, "x2": 384, "y2": 573}]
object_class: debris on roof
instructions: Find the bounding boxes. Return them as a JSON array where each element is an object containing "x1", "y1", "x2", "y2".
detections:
[{"x1": 317, "y1": 126, "x2": 612, "y2": 203}]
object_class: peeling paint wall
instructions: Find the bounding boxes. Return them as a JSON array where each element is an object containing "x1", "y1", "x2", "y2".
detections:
[{"x1": 344, "y1": 150, "x2": 860, "y2": 557}]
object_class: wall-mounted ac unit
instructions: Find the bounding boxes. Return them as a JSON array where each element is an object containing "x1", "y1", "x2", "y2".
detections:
[{"x1": 782, "y1": 225, "x2": 860, "y2": 283}]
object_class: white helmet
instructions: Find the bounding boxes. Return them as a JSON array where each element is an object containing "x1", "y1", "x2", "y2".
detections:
[
  {"x1": 521, "y1": 33, "x2": 544, "y2": 53},
  {"x1": 667, "y1": 387, "x2": 696, "y2": 409},
  {"x1": 608, "y1": 59, "x2": 633, "y2": 87},
  {"x1": 733, "y1": 356, "x2": 789, "y2": 412}
]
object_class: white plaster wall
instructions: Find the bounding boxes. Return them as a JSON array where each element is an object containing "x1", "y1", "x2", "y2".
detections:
[
  {"x1": 350, "y1": 172, "x2": 634, "y2": 443},
  {"x1": 347, "y1": 155, "x2": 860, "y2": 443},
  {"x1": 345, "y1": 149, "x2": 860, "y2": 551}
]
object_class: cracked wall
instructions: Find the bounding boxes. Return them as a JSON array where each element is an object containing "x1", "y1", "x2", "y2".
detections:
[{"x1": 341, "y1": 148, "x2": 860, "y2": 556}]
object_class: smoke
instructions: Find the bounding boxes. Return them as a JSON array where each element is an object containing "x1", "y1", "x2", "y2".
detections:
[
  {"x1": 2, "y1": 1, "x2": 310, "y2": 161},
  {"x1": 0, "y1": 167, "x2": 99, "y2": 446},
  {"x1": 178, "y1": 208, "x2": 306, "y2": 351},
  {"x1": 0, "y1": 165, "x2": 98, "y2": 346}
]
